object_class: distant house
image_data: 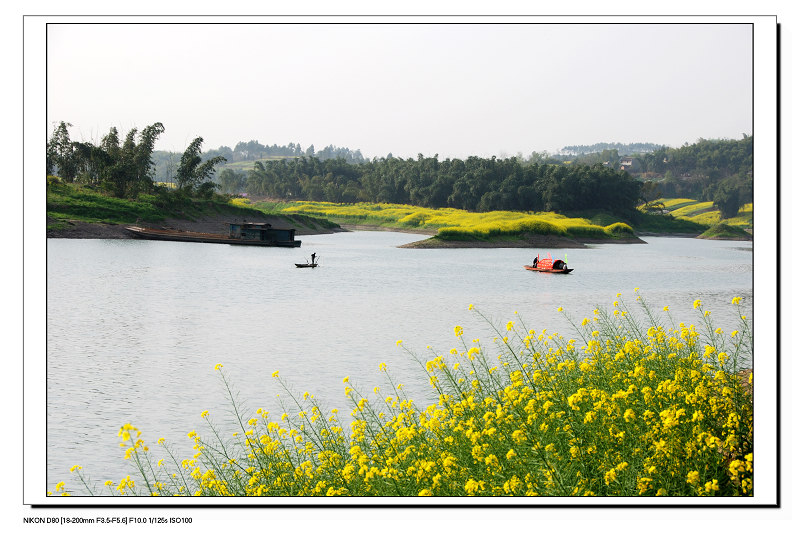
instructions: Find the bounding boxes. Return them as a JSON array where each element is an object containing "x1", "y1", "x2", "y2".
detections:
[{"x1": 619, "y1": 157, "x2": 641, "y2": 173}]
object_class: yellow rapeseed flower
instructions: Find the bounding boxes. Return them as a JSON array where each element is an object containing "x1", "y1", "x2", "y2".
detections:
[
  {"x1": 214, "y1": 363, "x2": 223, "y2": 371},
  {"x1": 686, "y1": 471, "x2": 701, "y2": 485},
  {"x1": 272, "y1": 370, "x2": 279, "y2": 378},
  {"x1": 693, "y1": 299, "x2": 702, "y2": 309},
  {"x1": 454, "y1": 325, "x2": 464, "y2": 337},
  {"x1": 732, "y1": 296, "x2": 742, "y2": 305}
]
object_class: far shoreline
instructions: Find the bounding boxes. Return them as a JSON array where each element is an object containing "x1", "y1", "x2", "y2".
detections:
[{"x1": 47, "y1": 218, "x2": 751, "y2": 247}]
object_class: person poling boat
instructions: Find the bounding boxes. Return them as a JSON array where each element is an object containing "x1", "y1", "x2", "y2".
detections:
[
  {"x1": 295, "y1": 252, "x2": 320, "y2": 268},
  {"x1": 523, "y1": 252, "x2": 573, "y2": 274}
]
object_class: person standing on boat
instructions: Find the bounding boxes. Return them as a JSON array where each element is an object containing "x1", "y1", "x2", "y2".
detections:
[
  {"x1": 532, "y1": 255, "x2": 538, "y2": 268},
  {"x1": 311, "y1": 252, "x2": 317, "y2": 265}
]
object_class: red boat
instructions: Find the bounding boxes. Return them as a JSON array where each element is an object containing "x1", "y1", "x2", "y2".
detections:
[{"x1": 523, "y1": 253, "x2": 573, "y2": 274}]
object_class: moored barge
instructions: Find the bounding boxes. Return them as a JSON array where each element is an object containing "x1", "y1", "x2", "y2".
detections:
[{"x1": 126, "y1": 222, "x2": 301, "y2": 247}]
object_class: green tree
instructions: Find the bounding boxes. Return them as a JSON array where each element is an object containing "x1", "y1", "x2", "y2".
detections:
[
  {"x1": 47, "y1": 121, "x2": 78, "y2": 180},
  {"x1": 130, "y1": 122, "x2": 165, "y2": 195},
  {"x1": 218, "y1": 168, "x2": 246, "y2": 194},
  {"x1": 713, "y1": 179, "x2": 742, "y2": 219},
  {"x1": 175, "y1": 137, "x2": 227, "y2": 193}
]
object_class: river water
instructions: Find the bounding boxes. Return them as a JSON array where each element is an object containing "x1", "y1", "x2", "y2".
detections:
[{"x1": 46, "y1": 232, "x2": 753, "y2": 491}]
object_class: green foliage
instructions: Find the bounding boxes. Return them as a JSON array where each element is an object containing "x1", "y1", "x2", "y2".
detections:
[
  {"x1": 713, "y1": 174, "x2": 753, "y2": 219},
  {"x1": 46, "y1": 182, "x2": 265, "y2": 225},
  {"x1": 47, "y1": 122, "x2": 78, "y2": 181},
  {"x1": 46, "y1": 182, "x2": 168, "y2": 223},
  {"x1": 603, "y1": 222, "x2": 635, "y2": 236},
  {"x1": 698, "y1": 223, "x2": 752, "y2": 240},
  {"x1": 643, "y1": 198, "x2": 753, "y2": 231},
  {"x1": 638, "y1": 137, "x2": 753, "y2": 216},
  {"x1": 631, "y1": 211, "x2": 709, "y2": 235},
  {"x1": 175, "y1": 137, "x2": 227, "y2": 193},
  {"x1": 47, "y1": 121, "x2": 166, "y2": 198},
  {"x1": 233, "y1": 155, "x2": 641, "y2": 218}
]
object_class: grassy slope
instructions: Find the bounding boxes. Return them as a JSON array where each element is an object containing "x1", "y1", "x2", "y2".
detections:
[
  {"x1": 698, "y1": 223, "x2": 753, "y2": 239},
  {"x1": 47, "y1": 182, "x2": 297, "y2": 228},
  {"x1": 651, "y1": 198, "x2": 753, "y2": 229}
]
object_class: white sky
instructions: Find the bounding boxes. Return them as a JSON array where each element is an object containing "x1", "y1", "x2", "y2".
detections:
[{"x1": 46, "y1": 22, "x2": 753, "y2": 158}]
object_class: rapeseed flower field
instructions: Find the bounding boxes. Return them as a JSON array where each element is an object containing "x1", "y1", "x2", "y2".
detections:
[
  {"x1": 55, "y1": 293, "x2": 753, "y2": 497},
  {"x1": 648, "y1": 198, "x2": 753, "y2": 229},
  {"x1": 232, "y1": 199, "x2": 635, "y2": 240}
]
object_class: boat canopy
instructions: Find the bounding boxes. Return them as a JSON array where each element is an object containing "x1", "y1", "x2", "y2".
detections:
[{"x1": 534, "y1": 253, "x2": 567, "y2": 270}]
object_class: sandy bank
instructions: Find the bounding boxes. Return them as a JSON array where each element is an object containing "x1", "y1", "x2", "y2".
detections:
[
  {"x1": 338, "y1": 223, "x2": 648, "y2": 248},
  {"x1": 339, "y1": 223, "x2": 435, "y2": 235},
  {"x1": 398, "y1": 234, "x2": 647, "y2": 249}
]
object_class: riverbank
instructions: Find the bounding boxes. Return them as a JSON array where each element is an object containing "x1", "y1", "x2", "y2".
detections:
[
  {"x1": 398, "y1": 234, "x2": 647, "y2": 249},
  {"x1": 47, "y1": 212, "x2": 343, "y2": 239}
]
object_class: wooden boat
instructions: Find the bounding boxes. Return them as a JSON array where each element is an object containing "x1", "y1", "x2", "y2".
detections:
[
  {"x1": 126, "y1": 222, "x2": 301, "y2": 247},
  {"x1": 294, "y1": 263, "x2": 319, "y2": 268},
  {"x1": 524, "y1": 264, "x2": 573, "y2": 274},
  {"x1": 524, "y1": 253, "x2": 573, "y2": 274}
]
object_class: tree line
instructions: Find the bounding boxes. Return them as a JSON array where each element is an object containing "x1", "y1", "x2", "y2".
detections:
[
  {"x1": 560, "y1": 142, "x2": 664, "y2": 156},
  {"x1": 149, "y1": 141, "x2": 366, "y2": 183},
  {"x1": 218, "y1": 154, "x2": 644, "y2": 219},
  {"x1": 47, "y1": 121, "x2": 226, "y2": 198}
]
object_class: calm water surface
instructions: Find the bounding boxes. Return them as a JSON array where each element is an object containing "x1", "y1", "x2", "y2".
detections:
[{"x1": 46, "y1": 232, "x2": 753, "y2": 489}]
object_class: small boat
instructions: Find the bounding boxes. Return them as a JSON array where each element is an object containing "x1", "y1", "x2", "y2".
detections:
[
  {"x1": 295, "y1": 253, "x2": 320, "y2": 268},
  {"x1": 524, "y1": 253, "x2": 573, "y2": 274}
]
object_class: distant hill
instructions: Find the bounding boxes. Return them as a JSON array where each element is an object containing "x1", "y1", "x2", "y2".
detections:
[
  {"x1": 560, "y1": 142, "x2": 665, "y2": 156},
  {"x1": 151, "y1": 140, "x2": 366, "y2": 182}
]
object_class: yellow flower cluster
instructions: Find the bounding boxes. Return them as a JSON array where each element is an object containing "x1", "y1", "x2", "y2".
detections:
[{"x1": 55, "y1": 295, "x2": 753, "y2": 498}]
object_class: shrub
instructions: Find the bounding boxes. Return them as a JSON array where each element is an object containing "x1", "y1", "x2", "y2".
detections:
[{"x1": 604, "y1": 222, "x2": 635, "y2": 236}]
